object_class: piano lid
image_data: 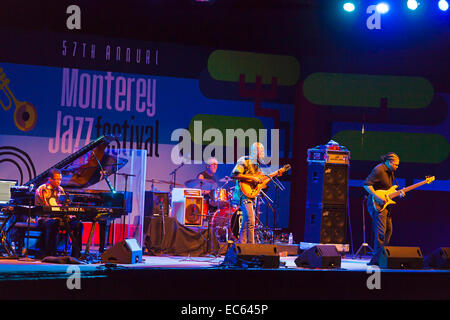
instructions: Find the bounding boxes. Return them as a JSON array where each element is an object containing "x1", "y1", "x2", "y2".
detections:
[{"x1": 24, "y1": 135, "x2": 128, "y2": 190}]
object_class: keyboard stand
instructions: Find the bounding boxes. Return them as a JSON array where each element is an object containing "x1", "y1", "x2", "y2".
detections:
[
  {"x1": 81, "y1": 212, "x2": 109, "y2": 262},
  {"x1": 0, "y1": 210, "x2": 16, "y2": 258}
]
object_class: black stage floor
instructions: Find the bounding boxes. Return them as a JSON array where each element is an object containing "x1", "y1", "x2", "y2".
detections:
[{"x1": 0, "y1": 253, "x2": 449, "y2": 301}]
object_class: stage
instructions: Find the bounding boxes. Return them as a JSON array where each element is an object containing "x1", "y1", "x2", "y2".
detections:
[{"x1": 0, "y1": 252, "x2": 450, "y2": 301}]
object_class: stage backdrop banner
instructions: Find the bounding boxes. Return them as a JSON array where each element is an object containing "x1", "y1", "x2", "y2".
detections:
[{"x1": 0, "y1": 30, "x2": 296, "y2": 231}]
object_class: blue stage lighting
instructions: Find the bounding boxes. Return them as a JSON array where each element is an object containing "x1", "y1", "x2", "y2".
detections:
[
  {"x1": 407, "y1": 0, "x2": 419, "y2": 10},
  {"x1": 376, "y1": 2, "x2": 390, "y2": 14},
  {"x1": 438, "y1": 0, "x2": 449, "y2": 11},
  {"x1": 343, "y1": 2, "x2": 356, "y2": 12}
]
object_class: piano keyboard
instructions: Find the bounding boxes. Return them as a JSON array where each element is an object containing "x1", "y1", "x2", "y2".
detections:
[{"x1": 8, "y1": 205, "x2": 125, "y2": 219}]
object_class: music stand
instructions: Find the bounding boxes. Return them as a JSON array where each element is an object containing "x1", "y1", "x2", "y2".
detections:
[{"x1": 354, "y1": 196, "x2": 373, "y2": 259}]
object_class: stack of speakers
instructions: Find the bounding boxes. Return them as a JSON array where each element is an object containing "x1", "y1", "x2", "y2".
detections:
[{"x1": 304, "y1": 145, "x2": 350, "y2": 244}]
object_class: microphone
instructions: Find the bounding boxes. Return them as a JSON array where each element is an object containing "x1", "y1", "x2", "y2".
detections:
[{"x1": 169, "y1": 162, "x2": 184, "y2": 175}]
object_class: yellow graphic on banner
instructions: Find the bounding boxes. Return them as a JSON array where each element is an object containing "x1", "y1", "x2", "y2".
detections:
[{"x1": 0, "y1": 67, "x2": 37, "y2": 131}]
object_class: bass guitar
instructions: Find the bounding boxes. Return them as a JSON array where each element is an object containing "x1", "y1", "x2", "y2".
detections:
[
  {"x1": 239, "y1": 164, "x2": 291, "y2": 198},
  {"x1": 371, "y1": 176, "x2": 435, "y2": 212}
]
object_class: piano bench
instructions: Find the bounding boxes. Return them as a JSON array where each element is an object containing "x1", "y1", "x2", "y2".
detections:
[
  {"x1": 12, "y1": 223, "x2": 69, "y2": 256},
  {"x1": 11, "y1": 223, "x2": 41, "y2": 256}
]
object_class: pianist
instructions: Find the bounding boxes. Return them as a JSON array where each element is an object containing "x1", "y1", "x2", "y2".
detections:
[{"x1": 35, "y1": 168, "x2": 83, "y2": 258}]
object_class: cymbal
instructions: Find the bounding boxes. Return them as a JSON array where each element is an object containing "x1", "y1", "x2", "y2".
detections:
[
  {"x1": 184, "y1": 178, "x2": 217, "y2": 190},
  {"x1": 219, "y1": 176, "x2": 235, "y2": 183},
  {"x1": 146, "y1": 179, "x2": 184, "y2": 187}
]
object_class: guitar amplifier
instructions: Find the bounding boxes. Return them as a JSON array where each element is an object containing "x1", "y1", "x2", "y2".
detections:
[
  {"x1": 307, "y1": 148, "x2": 350, "y2": 165},
  {"x1": 144, "y1": 191, "x2": 169, "y2": 216},
  {"x1": 171, "y1": 188, "x2": 203, "y2": 226}
]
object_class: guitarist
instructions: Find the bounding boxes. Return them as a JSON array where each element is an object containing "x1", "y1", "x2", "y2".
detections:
[
  {"x1": 363, "y1": 152, "x2": 404, "y2": 265},
  {"x1": 230, "y1": 142, "x2": 265, "y2": 244}
]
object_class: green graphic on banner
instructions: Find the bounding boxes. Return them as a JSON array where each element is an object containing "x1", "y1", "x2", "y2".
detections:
[
  {"x1": 208, "y1": 50, "x2": 300, "y2": 85},
  {"x1": 333, "y1": 130, "x2": 449, "y2": 163},
  {"x1": 304, "y1": 73, "x2": 434, "y2": 108},
  {"x1": 189, "y1": 114, "x2": 265, "y2": 147}
]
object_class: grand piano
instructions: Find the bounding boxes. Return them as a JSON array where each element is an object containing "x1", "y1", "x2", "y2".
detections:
[{"x1": 3, "y1": 135, "x2": 130, "y2": 257}]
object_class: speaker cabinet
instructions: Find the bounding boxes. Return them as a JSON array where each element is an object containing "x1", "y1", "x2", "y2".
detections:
[
  {"x1": 304, "y1": 162, "x2": 348, "y2": 244},
  {"x1": 144, "y1": 191, "x2": 169, "y2": 216},
  {"x1": 424, "y1": 247, "x2": 450, "y2": 269},
  {"x1": 224, "y1": 243, "x2": 280, "y2": 269},
  {"x1": 295, "y1": 245, "x2": 341, "y2": 269},
  {"x1": 171, "y1": 188, "x2": 203, "y2": 226},
  {"x1": 304, "y1": 204, "x2": 347, "y2": 244},
  {"x1": 101, "y1": 238, "x2": 143, "y2": 264},
  {"x1": 378, "y1": 246, "x2": 423, "y2": 269},
  {"x1": 306, "y1": 162, "x2": 348, "y2": 205}
]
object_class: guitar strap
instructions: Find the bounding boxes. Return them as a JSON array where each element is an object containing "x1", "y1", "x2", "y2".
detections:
[{"x1": 392, "y1": 171, "x2": 400, "y2": 189}]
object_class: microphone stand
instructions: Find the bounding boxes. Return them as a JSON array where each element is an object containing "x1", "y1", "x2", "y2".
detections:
[
  {"x1": 159, "y1": 198, "x2": 165, "y2": 250},
  {"x1": 115, "y1": 173, "x2": 135, "y2": 241},
  {"x1": 261, "y1": 173, "x2": 285, "y2": 244},
  {"x1": 164, "y1": 163, "x2": 184, "y2": 255},
  {"x1": 92, "y1": 152, "x2": 121, "y2": 256},
  {"x1": 169, "y1": 163, "x2": 184, "y2": 194},
  {"x1": 92, "y1": 153, "x2": 116, "y2": 194}
]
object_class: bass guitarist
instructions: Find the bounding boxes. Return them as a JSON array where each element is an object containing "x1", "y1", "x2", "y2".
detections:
[{"x1": 363, "y1": 152, "x2": 405, "y2": 265}]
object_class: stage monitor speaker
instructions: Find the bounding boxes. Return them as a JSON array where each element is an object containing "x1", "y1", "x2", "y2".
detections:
[
  {"x1": 295, "y1": 245, "x2": 341, "y2": 269},
  {"x1": 224, "y1": 243, "x2": 280, "y2": 269},
  {"x1": 144, "y1": 191, "x2": 169, "y2": 216},
  {"x1": 378, "y1": 246, "x2": 423, "y2": 269},
  {"x1": 101, "y1": 238, "x2": 143, "y2": 264},
  {"x1": 424, "y1": 247, "x2": 450, "y2": 269}
]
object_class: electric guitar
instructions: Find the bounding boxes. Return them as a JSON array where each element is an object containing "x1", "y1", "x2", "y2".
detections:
[
  {"x1": 371, "y1": 176, "x2": 435, "y2": 212},
  {"x1": 239, "y1": 164, "x2": 291, "y2": 198}
]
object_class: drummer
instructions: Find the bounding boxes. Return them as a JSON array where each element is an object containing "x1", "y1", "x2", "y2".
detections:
[
  {"x1": 196, "y1": 157, "x2": 218, "y2": 184},
  {"x1": 196, "y1": 157, "x2": 219, "y2": 215}
]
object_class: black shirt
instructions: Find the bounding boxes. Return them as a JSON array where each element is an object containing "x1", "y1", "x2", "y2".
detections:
[
  {"x1": 364, "y1": 163, "x2": 394, "y2": 191},
  {"x1": 196, "y1": 170, "x2": 217, "y2": 183}
]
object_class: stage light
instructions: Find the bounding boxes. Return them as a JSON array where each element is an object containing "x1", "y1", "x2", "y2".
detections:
[
  {"x1": 343, "y1": 2, "x2": 356, "y2": 12},
  {"x1": 438, "y1": 0, "x2": 449, "y2": 11},
  {"x1": 407, "y1": 0, "x2": 419, "y2": 10},
  {"x1": 376, "y1": 2, "x2": 390, "y2": 14}
]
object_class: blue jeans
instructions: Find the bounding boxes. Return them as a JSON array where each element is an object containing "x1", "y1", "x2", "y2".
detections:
[{"x1": 238, "y1": 198, "x2": 255, "y2": 244}]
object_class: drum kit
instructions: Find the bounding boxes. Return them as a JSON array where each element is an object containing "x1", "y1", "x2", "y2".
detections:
[
  {"x1": 184, "y1": 176, "x2": 241, "y2": 242},
  {"x1": 146, "y1": 175, "x2": 275, "y2": 245}
]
